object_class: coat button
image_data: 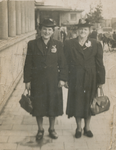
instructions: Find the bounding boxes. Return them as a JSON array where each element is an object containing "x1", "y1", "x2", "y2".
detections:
[
  {"x1": 84, "y1": 90, "x2": 86, "y2": 93},
  {"x1": 44, "y1": 66, "x2": 47, "y2": 69}
]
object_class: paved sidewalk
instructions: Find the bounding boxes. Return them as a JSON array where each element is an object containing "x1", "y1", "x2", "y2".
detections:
[{"x1": 0, "y1": 52, "x2": 116, "y2": 150}]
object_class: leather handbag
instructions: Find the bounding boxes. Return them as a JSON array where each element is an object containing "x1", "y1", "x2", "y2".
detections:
[
  {"x1": 19, "y1": 89, "x2": 33, "y2": 113},
  {"x1": 90, "y1": 87, "x2": 110, "y2": 115}
]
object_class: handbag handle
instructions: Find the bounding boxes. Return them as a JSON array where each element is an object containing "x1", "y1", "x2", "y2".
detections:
[
  {"x1": 97, "y1": 87, "x2": 104, "y2": 97},
  {"x1": 23, "y1": 89, "x2": 30, "y2": 95}
]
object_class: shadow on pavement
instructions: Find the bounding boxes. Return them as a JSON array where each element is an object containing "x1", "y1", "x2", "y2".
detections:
[{"x1": 17, "y1": 136, "x2": 51, "y2": 149}]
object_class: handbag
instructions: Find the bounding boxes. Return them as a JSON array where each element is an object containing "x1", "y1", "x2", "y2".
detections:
[
  {"x1": 90, "y1": 87, "x2": 110, "y2": 115},
  {"x1": 19, "y1": 89, "x2": 33, "y2": 113}
]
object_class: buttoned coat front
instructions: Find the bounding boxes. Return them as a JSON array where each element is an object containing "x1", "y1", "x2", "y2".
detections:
[
  {"x1": 24, "y1": 38, "x2": 68, "y2": 117},
  {"x1": 64, "y1": 37, "x2": 105, "y2": 118}
]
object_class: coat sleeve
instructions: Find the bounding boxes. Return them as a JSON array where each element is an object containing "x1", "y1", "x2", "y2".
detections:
[
  {"x1": 23, "y1": 41, "x2": 33, "y2": 83},
  {"x1": 57, "y1": 41, "x2": 68, "y2": 82},
  {"x1": 96, "y1": 41, "x2": 105, "y2": 85}
]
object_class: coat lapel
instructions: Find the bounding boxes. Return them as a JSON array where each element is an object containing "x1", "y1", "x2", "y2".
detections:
[
  {"x1": 36, "y1": 38, "x2": 54, "y2": 56},
  {"x1": 36, "y1": 38, "x2": 44, "y2": 55},
  {"x1": 73, "y1": 38, "x2": 84, "y2": 56},
  {"x1": 73, "y1": 37, "x2": 94, "y2": 59},
  {"x1": 83, "y1": 38, "x2": 94, "y2": 60},
  {"x1": 47, "y1": 38, "x2": 54, "y2": 55}
]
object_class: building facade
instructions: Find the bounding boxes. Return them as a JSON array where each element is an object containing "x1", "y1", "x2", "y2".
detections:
[
  {"x1": 112, "y1": 18, "x2": 116, "y2": 30},
  {"x1": 35, "y1": 4, "x2": 83, "y2": 27},
  {"x1": 0, "y1": 0, "x2": 36, "y2": 113}
]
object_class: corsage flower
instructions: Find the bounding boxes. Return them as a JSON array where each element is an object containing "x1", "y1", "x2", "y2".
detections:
[
  {"x1": 83, "y1": 40, "x2": 91, "y2": 50},
  {"x1": 85, "y1": 40, "x2": 91, "y2": 47},
  {"x1": 51, "y1": 45, "x2": 57, "y2": 53}
]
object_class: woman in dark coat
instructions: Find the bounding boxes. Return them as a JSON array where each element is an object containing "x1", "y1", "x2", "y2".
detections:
[
  {"x1": 24, "y1": 18, "x2": 68, "y2": 140},
  {"x1": 64, "y1": 19, "x2": 105, "y2": 138}
]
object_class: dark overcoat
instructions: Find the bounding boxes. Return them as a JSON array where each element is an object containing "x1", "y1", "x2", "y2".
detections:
[
  {"x1": 64, "y1": 37, "x2": 105, "y2": 118},
  {"x1": 24, "y1": 38, "x2": 68, "y2": 117}
]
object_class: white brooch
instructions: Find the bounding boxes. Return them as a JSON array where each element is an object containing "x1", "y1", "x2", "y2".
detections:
[
  {"x1": 51, "y1": 45, "x2": 57, "y2": 53},
  {"x1": 85, "y1": 40, "x2": 91, "y2": 47}
]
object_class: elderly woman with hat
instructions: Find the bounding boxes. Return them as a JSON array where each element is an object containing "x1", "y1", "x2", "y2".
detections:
[
  {"x1": 64, "y1": 19, "x2": 105, "y2": 138},
  {"x1": 24, "y1": 18, "x2": 68, "y2": 140}
]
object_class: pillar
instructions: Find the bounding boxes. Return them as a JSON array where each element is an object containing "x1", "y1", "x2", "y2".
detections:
[
  {"x1": 8, "y1": 0, "x2": 16, "y2": 37},
  {"x1": 16, "y1": 1, "x2": 21, "y2": 35},
  {"x1": 0, "y1": 0, "x2": 8, "y2": 39},
  {"x1": 21, "y1": 1, "x2": 25, "y2": 34},
  {"x1": 31, "y1": 0, "x2": 35, "y2": 31},
  {"x1": 29, "y1": 1, "x2": 32, "y2": 32},
  {"x1": 25, "y1": 1, "x2": 28, "y2": 33},
  {"x1": 28, "y1": 1, "x2": 30, "y2": 32}
]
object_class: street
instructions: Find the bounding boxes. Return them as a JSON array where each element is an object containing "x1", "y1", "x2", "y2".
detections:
[{"x1": 0, "y1": 51, "x2": 116, "y2": 150}]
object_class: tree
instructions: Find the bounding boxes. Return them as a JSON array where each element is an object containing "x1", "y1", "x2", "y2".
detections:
[{"x1": 87, "y1": 3, "x2": 103, "y2": 24}]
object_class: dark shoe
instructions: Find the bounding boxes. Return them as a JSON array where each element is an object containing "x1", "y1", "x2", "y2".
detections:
[
  {"x1": 48, "y1": 128, "x2": 58, "y2": 139},
  {"x1": 84, "y1": 128, "x2": 93, "y2": 137},
  {"x1": 36, "y1": 129, "x2": 44, "y2": 140},
  {"x1": 75, "y1": 129, "x2": 82, "y2": 138}
]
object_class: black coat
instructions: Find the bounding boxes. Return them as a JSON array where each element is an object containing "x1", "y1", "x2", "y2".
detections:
[
  {"x1": 64, "y1": 37, "x2": 105, "y2": 118},
  {"x1": 24, "y1": 38, "x2": 68, "y2": 117}
]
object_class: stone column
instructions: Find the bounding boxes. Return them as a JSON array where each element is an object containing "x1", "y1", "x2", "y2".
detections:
[
  {"x1": 25, "y1": 1, "x2": 28, "y2": 33},
  {"x1": 21, "y1": 1, "x2": 25, "y2": 34},
  {"x1": 16, "y1": 1, "x2": 21, "y2": 35},
  {"x1": 29, "y1": 1, "x2": 32, "y2": 32},
  {"x1": 32, "y1": 0, "x2": 35, "y2": 31},
  {"x1": 0, "y1": 0, "x2": 8, "y2": 39},
  {"x1": 28, "y1": 1, "x2": 30, "y2": 32},
  {"x1": 8, "y1": 0, "x2": 16, "y2": 37}
]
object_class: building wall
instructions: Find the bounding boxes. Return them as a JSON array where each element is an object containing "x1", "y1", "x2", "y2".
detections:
[
  {"x1": 36, "y1": 10, "x2": 82, "y2": 27},
  {"x1": 112, "y1": 18, "x2": 116, "y2": 29},
  {"x1": 0, "y1": 0, "x2": 36, "y2": 112},
  {"x1": 105, "y1": 19, "x2": 112, "y2": 27},
  {"x1": 0, "y1": 33, "x2": 35, "y2": 103},
  {"x1": 60, "y1": 12, "x2": 81, "y2": 25}
]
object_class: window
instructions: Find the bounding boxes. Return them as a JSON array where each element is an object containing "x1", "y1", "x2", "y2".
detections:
[{"x1": 70, "y1": 14, "x2": 77, "y2": 21}]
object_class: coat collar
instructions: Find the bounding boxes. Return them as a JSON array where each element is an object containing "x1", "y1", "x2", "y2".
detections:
[
  {"x1": 72, "y1": 37, "x2": 84, "y2": 56},
  {"x1": 36, "y1": 38, "x2": 44, "y2": 55},
  {"x1": 36, "y1": 37, "x2": 54, "y2": 55},
  {"x1": 73, "y1": 37, "x2": 92, "y2": 55},
  {"x1": 71, "y1": 37, "x2": 93, "y2": 63}
]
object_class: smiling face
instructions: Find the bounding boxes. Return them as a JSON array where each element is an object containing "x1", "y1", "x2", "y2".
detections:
[
  {"x1": 78, "y1": 27, "x2": 90, "y2": 38},
  {"x1": 40, "y1": 26, "x2": 54, "y2": 40}
]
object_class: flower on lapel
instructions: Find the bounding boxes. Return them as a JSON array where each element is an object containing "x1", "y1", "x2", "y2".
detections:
[
  {"x1": 85, "y1": 40, "x2": 91, "y2": 48},
  {"x1": 51, "y1": 45, "x2": 57, "y2": 53}
]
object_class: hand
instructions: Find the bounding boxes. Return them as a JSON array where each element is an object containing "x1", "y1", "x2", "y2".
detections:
[
  {"x1": 58, "y1": 80, "x2": 65, "y2": 88},
  {"x1": 64, "y1": 82, "x2": 69, "y2": 88},
  {"x1": 25, "y1": 82, "x2": 31, "y2": 91},
  {"x1": 98, "y1": 84, "x2": 103, "y2": 88}
]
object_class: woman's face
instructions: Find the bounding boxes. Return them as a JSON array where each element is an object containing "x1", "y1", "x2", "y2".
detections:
[
  {"x1": 78, "y1": 27, "x2": 90, "y2": 38},
  {"x1": 41, "y1": 26, "x2": 54, "y2": 40}
]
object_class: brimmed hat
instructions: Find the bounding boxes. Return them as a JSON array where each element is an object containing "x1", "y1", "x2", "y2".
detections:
[
  {"x1": 39, "y1": 18, "x2": 56, "y2": 27},
  {"x1": 77, "y1": 19, "x2": 93, "y2": 27}
]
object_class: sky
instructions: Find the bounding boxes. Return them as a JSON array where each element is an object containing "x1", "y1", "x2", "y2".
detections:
[
  {"x1": 36, "y1": 0, "x2": 116, "y2": 19},
  {"x1": 65, "y1": 0, "x2": 116, "y2": 19},
  {"x1": 82, "y1": 0, "x2": 116, "y2": 19}
]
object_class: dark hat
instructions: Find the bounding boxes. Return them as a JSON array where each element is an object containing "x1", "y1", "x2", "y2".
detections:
[
  {"x1": 39, "y1": 18, "x2": 56, "y2": 27},
  {"x1": 77, "y1": 19, "x2": 93, "y2": 27}
]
